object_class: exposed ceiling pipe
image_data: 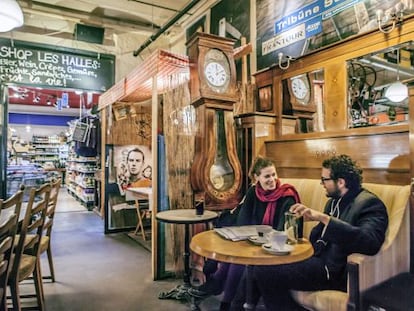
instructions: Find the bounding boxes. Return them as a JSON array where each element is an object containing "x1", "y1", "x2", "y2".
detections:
[{"x1": 133, "y1": 0, "x2": 202, "y2": 57}]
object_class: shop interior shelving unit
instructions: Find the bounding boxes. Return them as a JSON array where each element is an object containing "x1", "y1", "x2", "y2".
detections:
[
  {"x1": 65, "y1": 142, "x2": 98, "y2": 210},
  {"x1": 31, "y1": 135, "x2": 60, "y2": 165}
]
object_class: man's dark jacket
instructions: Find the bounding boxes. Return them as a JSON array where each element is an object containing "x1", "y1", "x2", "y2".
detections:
[{"x1": 310, "y1": 187, "x2": 389, "y2": 283}]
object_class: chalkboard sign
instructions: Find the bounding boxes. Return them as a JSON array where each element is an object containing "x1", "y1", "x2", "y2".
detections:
[
  {"x1": 0, "y1": 39, "x2": 115, "y2": 91},
  {"x1": 72, "y1": 122, "x2": 90, "y2": 142}
]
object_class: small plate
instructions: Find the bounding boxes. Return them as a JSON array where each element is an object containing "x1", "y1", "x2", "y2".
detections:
[
  {"x1": 248, "y1": 235, "x2": 268, "y2": 245},
  {"x1": 262, "y1": 243, "x2": 294, "y2": 256}
]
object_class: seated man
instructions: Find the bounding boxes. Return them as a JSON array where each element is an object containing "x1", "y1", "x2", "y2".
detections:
[{"x1": 231, "y1": 154, "x2": 389, "y2": 311}]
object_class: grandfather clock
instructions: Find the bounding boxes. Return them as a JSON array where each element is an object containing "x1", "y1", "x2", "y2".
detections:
[{"x1": 187, "y1": 32, "x2": 242, "y2": 210}]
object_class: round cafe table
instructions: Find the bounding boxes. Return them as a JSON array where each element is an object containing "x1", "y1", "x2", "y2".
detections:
[
  {"x1": 156, "y1": 209, "x2": 218, "y2": 302},
  {"x1": 190, "y1": 230, "x2": 314, "y2": 310}
]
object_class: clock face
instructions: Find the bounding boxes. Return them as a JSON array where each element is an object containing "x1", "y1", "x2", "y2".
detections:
[
  {"x1": 203, "y1": 49, "x2": 230, "y2": 93},
  {"x1": 291, "y1": 78, "x2": 308, "y2": 100},
  {"x1": 205, "y1": 62, "x2": 228, "y2": 87},
  {"x1": 289, "y1": 74, "x2": 312, "y2": 106}
]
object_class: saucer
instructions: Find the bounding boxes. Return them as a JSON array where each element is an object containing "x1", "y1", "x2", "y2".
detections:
[
  {"x1": 248, "y1": 235, "x2": 268, "y2": 245},
  {"x1": 262, "y1": 243, "x2": 294, "y2": 255}
]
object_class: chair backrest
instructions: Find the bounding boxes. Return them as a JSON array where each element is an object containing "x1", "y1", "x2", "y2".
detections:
[
  {"x1": 0, "y1": 190, "x2": 24, "y2": 302},
  {"x1": 11, "y1": 183, "x2": 51, "y2": 279},
  {"x1": 43, "y1": 178, "x2": 61, "y2": 238}
]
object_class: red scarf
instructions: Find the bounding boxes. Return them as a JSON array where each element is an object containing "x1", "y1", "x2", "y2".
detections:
[{"x1": 256, "y1": 179, "x2": 301, "y2": 226}]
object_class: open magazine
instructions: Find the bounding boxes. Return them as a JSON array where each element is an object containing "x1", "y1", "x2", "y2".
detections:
[{"x1": 214, "y1": 225, "x2": 272, "y2": 241}]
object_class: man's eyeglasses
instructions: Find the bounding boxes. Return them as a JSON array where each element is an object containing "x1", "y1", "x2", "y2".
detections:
[{"x1": 320, "y1": 177, "x2": 333, "y2": 184}]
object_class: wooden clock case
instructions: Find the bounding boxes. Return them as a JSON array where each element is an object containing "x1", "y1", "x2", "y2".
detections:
[
  {"x1": 186, "y1": 32, "x2": 242, "y2": 210},
  {"x1": 187, "y1": 32, "x2": 238, "y2": 106},
  {"x1": 287, "y1": 73, "x2": 317, "y2": 114}
]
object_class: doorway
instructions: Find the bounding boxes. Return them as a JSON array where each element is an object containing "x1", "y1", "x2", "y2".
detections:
[{"x1": 1, "y1": 83, "x2": 101, "y2": 205}]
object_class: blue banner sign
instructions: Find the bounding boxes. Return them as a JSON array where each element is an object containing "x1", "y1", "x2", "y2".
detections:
[{"x1": 264, "y1": 0, "x2": 363, "y2": 55}]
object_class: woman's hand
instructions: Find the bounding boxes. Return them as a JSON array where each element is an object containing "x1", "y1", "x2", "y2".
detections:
[{"x1": 290, "y1": 203, "x2": 330, "y2": 225}]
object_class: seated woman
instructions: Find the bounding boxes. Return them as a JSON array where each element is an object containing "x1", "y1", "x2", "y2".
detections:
[{"x1": 189, "y1": 156, "x2": 302, "y2": 310}]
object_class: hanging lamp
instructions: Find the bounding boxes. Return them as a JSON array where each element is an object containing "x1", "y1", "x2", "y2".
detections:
[
  {"x1": 0, "y1": 0, "x2": 24, "y2": 32},
  {"x1": 385, "y1": 47, "x2": 408, "y2": 103}
]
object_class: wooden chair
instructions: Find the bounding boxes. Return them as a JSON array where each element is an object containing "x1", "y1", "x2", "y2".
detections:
[
  {"x1": 8, "y1": 183, "x2": 51, "y2": 311},
  {"x1": 0, "y1": 190, "x2": 23, "y2": 311},
  {"x1": 37, "y1": 178, "x2": 61, "y2": 282}
]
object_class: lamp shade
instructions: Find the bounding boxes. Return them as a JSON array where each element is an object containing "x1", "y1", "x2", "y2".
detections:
[
  {"x1": 0, "y1": 0, "x2": 24, "y2": 32},
  {"x1": 385, "y1": 81, "x2": 408, "y2": 103}
]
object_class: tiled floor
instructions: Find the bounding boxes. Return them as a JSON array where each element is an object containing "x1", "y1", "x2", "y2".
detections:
[{"x1": 35, "y1": 188, "x2": 221, "y2": 311}]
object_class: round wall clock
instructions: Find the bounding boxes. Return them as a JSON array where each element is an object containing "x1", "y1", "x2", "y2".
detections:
[{"x1": 203, "y1": 49, "x2": 230, "y2": 93}]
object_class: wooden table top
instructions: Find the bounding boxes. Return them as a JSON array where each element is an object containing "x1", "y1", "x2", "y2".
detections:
[
  {"x1": 156, "y1": 209, "x2": 218, "y2": 225},
  {"x1": 126, "y1": 187, "x2": 152, "y2": 196},
  {"x1": 125, "y1": 187, "x2": 153, "y2": 210},
  {"x1": 190, "y1": 230, "x2": 314, "y2": 266}
]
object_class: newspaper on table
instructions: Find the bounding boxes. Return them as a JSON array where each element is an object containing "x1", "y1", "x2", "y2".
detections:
[{"x1": 214, "y1": 225, "x2": 272, "y2": 241}]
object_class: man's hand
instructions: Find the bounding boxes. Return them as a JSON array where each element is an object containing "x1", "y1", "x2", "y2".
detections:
[
  {"x1": 190, "y1": 267, "x2": 206, "y2": 286},
  {"x1": 290, "y1": 203, "x2": 330, "y2": 225}
]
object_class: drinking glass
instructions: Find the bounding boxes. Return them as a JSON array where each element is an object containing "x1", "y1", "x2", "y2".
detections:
[{"x1": 284, "y1": 212, "x2": 303, "y2": 244}]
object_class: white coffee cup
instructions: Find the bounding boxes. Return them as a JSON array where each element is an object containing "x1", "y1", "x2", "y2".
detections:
[{"x1": 267, "y1": 230, "x2": 288, "y2": 250}]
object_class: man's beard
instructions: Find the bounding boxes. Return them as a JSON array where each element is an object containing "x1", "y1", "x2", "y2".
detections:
[{"x1": 326, "y1": 186, "x2": 341, "y2": 199}]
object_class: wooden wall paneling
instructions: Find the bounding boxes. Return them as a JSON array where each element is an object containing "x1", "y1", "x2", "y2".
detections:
[
  {"x1": 273, "y1": 74, "x2": 283, "y2": 136},
  {"x1": 254, "y1": 68, "x2": 275, "y2": 114},
  {"x1": 266, "y1": 131, "x2": 409, "y2": 185},
  {"x1": 254, "y1": 68, "x2": 273, "y2": 88}
]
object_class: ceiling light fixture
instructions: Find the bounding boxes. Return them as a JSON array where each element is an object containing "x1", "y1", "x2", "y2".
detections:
[
  {"x1": 385, "y1": 48, "x2": 409, "y2": 103},
  {"x1": 0, "y1": 0, "x2": 24, "y2": 32},
  {"x1": 33, "y1": 96, "x2": 40, "y2": 103}
]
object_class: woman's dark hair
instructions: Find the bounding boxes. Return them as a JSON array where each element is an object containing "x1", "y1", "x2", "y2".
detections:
[
  {"x1": 248, "y1": 156, "x2": 276, "y2": 180},
  {"x1": 322, "y1": 154, "x2": 363, "y2": 190}
]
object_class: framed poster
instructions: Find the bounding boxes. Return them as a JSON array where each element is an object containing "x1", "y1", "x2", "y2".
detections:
[{"x1": 113, "y1": 145, "x2": 152, "y2": 194}]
